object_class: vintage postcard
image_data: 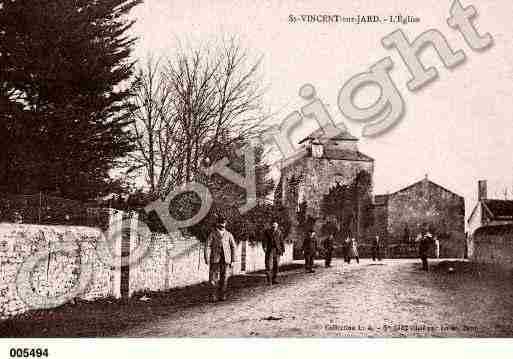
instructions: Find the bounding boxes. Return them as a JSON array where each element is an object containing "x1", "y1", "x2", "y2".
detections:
[{"x1": 1, "y1": 0, "x2": 513, "y2": 357}]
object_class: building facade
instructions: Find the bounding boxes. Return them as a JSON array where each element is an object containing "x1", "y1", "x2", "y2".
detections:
[
  {"x1": 276, "y1": 129, "x2": 374, "y2": 254},
  {"x1": 374, "y1": 176, "x2": 465, "y2": 258},
  {"x1": 467, "y1": 180, "x2": 513, "y2": 258}
]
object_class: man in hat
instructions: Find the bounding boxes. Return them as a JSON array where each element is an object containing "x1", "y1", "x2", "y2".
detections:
[
  {"x1": 303, "y1": 230, "x2": 317, "y2": 273},
  {"x1": 323, "y1": 233, "x2": 334, "y2": 268},
  {"x1": 372, "y1": 235, "x2": 381, "y2": 261},
  {"x1": 262, "y1": 221, "x2": 285, "y2": 284},
  {"x1": 204, "y1": 216, "x2": 237, "y2": 301},
  {"x1": 419, "y1": 231, "x2": 432, "y2": 271}
]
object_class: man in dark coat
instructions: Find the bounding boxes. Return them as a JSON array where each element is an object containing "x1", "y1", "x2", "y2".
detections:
[
  {"x1": 372, "y1": 235, "x2": 381, "y2": 261},
  {"x1": 323, "y1": 233, "x2": 334, "y2": 267},
  {"x1": 303, "y1": 230, "x2": 317, "y2": 273},
  {"x1": 344, "y1": 236, "x2": 351, "y2": 263},
  {"x1": 262, "y1": 221, "x2": 285, "y2": 284},
  {"x1": 419, "y1": 232, "x2": 432, "y2": 271}
]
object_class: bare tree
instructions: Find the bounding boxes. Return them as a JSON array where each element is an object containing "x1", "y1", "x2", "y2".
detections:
[
  {"x1": 127, "y1": 57, "x2": 184, "y2": 197},
  {"x1": 127, "y1": 38, "x2": 268, "y2": 198},
  {"x1": 165, "y1": 37, "x2": 267, "y2": 183}
]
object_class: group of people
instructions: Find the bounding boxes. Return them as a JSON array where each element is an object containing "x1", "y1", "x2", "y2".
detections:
[
  {"x1": 203, "y1": 217, "x2": 286, "y2": 302},
  {"x1": 303, "y1": 231, "x2": 383, "y2": 269},
  {"x1": 203, "y1": 215, "x2": 433, "y2": 302},
  {"x1": 301, "y1": 230, "x2": 349, "y2": 271}
]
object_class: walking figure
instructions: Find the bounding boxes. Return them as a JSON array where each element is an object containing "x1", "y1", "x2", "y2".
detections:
[
  {"x1": 204, "y1": 216, "x2": 237, "y2": 302},
  {"x1": 303, "y1": 230, "x2": 317, "y2": 273},
  {"x1": 419, "y1": 232, "x2": 432, "y2": 271},
  {"x1": 351, "y1": 237, "x2": 360, "y2": 264},
  {"x1": 323, "y1": 233, "x2": 334, "y2": 268},
  {"x1": 372, "y1": 235, "x2": 381, "y2": 261},
  {"x1": 262, "y1": 221, "x2": 285, "y2": 285},
  {"x1": 344, "y1": 236, "x2": 351, "y2": 263},
  {"x1": 434, "y1": 237, "x2": 440, "y2": 259}
]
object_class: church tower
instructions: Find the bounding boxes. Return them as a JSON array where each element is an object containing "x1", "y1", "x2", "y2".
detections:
[{"x1": 277, "y1": 128, "x2": 374, "y2": 255}]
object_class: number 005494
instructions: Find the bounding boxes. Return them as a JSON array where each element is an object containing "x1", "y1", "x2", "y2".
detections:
[{"x1": 9, "y1": 348, "x2": 49, "y2": 357}]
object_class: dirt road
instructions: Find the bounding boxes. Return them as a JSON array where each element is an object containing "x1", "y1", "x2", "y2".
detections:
[{"x1": 118, "y1": 259, "x2": 513, "y2": 337}]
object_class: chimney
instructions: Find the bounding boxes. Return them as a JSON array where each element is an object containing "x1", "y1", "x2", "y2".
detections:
[{"x1": 478, "y1": 180, "x2": 487, "y2": 201}]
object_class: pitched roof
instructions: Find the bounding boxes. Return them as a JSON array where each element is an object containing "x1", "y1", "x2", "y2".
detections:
[
  {"x1": 298, "y1": 128, "x2": 358, "y2": 144},
  {"x1": 375, "y1": 178, "x2": 463, "y2": 200},
  {"x1": 482, "y1": 199, "x2": 513, "y2": 220},
  {"x1": 279, "y1": 146, "x2": 373, "y2": 169},
  {"x1": 321, "y1": 148, "x2": 373, "y2": 162}
]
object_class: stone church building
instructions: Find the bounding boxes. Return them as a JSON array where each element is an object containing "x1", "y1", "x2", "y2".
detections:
[
  {"x1": 275, "y1": 129, "x2": 374, "y2": 252},
  {"x1": 275, "y1": 129, "x2": 466, "y2": 258}
]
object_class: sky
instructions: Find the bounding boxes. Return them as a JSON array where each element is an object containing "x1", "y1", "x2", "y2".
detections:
[{"x1": 128, "y1": 0, "x2": 513, "y2": 221}]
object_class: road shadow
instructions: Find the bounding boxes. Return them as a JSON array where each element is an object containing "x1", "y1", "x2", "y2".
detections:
[{"x1": 0, "y1": 263, "x2": 307, "y2": 338}]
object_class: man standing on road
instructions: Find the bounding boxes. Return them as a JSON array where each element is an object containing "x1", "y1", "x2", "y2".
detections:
[
  {"x1": 323, "y1": 233, "x2": 334, "y2": 268},
  {"x1": 303, "y1": 230, "x2": 317, "y2": 273},
  {"x1": 419, "y1": 232, "x2": 431, "y2": 271},
  {"x1": 372, "y1": 235, "x2": 381, "y2": 261},
  {"x1": 262, "y1": 221, "x2": 285, "y2": 285},
  {"x1": 204, "y1": 216, "x2": 237, "y2": 302},
  {"x1": 434, "y1": 236, "x2": 440, "y2": 259},
  {"x1": 344, "y1": 236, "x2": 351, "y2": 263}
]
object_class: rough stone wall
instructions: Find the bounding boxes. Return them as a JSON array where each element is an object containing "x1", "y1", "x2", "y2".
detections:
[
  {"x1": 129, "y1": 235, "x2": 294, "y2": 295},
  {"x1": 0, "y1": 221, "x2": 295, "y2": 319},
  {"x1": 129, "y1": 233, "x2": 209, "y2": 295},
  {"x1": 385, "y1": 180, "x2": 465, "y2": 257},
  {"x1": 472, "y1": 226, "x2": 513, "y2": 269},
  {"x1": 0, "y1": 223, "x2": 118, "y2": 319},
  {"x1": 280, "y1": 156, "x2": 373, "y2": 246},
  {"x1": 372, "y1": 203, "x2": 388, "y2": 240}
]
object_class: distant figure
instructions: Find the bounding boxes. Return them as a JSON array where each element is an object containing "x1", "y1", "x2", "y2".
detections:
[
  {"x1": 372, "y1": 235, "x2": 381, "y2": 261},
  {"x1": 303, "y1": 230, "x2": 317, "y2": 273},
  {"x1": 344, "y1": 237, "x2": 352, "y2": 263},
  {"x1": 323, "y1": 233, "x2": 334, "y2": 268},
  {"x1": 262, "y1": 221, "x2": 285, "y2": 285},
  {"x1": 434, "y1": 237, "x2": 440, "y2": 259},
  {"x1": 13, "y1": 211, "x2": 23, "y2": 224},
  {"x1": 419, "y1": 232, "x2": 432, "y2": 271},
  {"x1": 351, "y1": 237, "x2": 360, "y2": 264},
  {"x1": 204, "y1": 216, "x2": 237, "y2": 302}
]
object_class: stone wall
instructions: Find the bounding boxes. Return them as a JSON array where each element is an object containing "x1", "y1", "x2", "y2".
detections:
[
  {"x1": 282, "y1": 157, "x2": 373, "y2": 221},
  {"x1": 0, "y1": 219, "x2": 295, "y2": 319},
  {"x1": 129, "y1": 236, "x2": 294, "y2": 295},
  {"x1": 373, "y1": 202, "x2": 388, "y2": 240},
  {"x1": 472, "y1": 225, "x2": 513, "y2": 269},
  {"x1": 280, "y1": 156, "x2": 374, "y2": 249},
  {"x1": 129, "y1": 233, "x2": 209, "y2": 295},
  {"x1": 0, "y1": 223, "x2": 119, "y2": 319}
]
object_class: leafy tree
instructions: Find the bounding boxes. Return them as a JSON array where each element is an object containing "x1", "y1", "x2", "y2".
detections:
[
  {"x1": 0, "y1": 0, "x2": 142, "y2": 200},
  {"x1": 321, "y1": 170, "x2": 373, "y2": 240}
]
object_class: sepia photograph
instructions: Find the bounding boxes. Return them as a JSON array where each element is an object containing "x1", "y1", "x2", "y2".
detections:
[{"x1": 1, "y1": 0, "x2": 513, "y2": 356}]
